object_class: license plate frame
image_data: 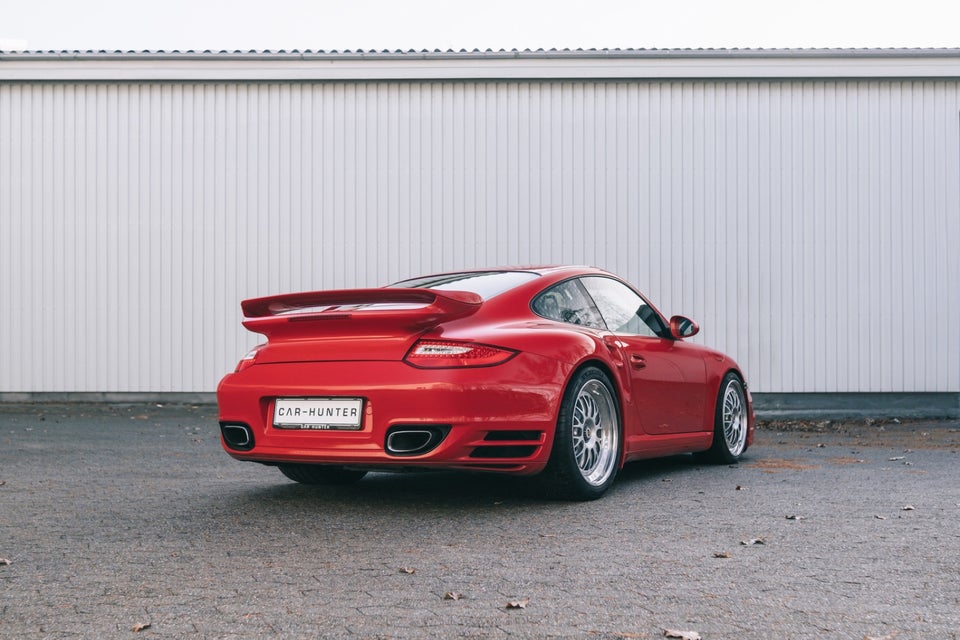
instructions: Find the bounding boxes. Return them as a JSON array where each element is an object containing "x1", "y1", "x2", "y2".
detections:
[{"x1": 272, "y1": 397, "x2": 364, "y2": 430}]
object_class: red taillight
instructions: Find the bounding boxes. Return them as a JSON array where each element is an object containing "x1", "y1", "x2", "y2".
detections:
[
  {"x1": 234, "y1": 344, "x2": 265, "y2": 373},
  {"x1": 404, "y1": 340, "x2": 517, "y2": 368}
]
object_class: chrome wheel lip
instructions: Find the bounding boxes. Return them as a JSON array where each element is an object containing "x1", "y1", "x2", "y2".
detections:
[
  {"x1": 571, "y1": 379, "x2": 620, "y2": 486},
  {"x1": 721, "y1": 378, "x2": 748, "y2": 457}
]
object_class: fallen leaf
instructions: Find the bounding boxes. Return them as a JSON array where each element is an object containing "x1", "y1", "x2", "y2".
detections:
[
  {"x1": 740, "y1": 537, "x2": 766, "y2": 546},
  {"x1": 399, "y1": 567, "x2": 416, "y2": 574},
  {"x1": 785, "y1": 515, "x2": 805, "y2": 520},
  {"x1": 0, "y1": 558, "x2": 10, "y2": 566},
  {"x1": 505, "y1": 598, "x2": 530, "y2": 609},
  {"x1": 443, "y1": 591, "x2": 464, "y2": 600},
  {"x1": 664, "y1": 629, "x2": 701, "y2": 640},
  {"x1": 901, "y1": 505, "x2": 915, "y2": 511},
  {"x1": 713, "y1": 551, "x2": 732, "y2": 558},
  {"x1": 132, "y1": 622, "x2": 152, "y2": 632}
]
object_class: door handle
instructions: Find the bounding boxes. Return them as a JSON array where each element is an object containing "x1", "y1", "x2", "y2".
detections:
[{"x1": 630, "y1": 354, "x2": 646, "y2": 369}]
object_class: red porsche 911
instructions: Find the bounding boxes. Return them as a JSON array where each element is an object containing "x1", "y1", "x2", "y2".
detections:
[{"x1": 217, "y1": 266, "x2": 754, "y2": 500}]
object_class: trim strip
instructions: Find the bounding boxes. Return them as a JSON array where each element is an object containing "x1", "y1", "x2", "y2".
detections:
[{"x1": 3, "y1": 49, "x2": 960, "y2": 81}]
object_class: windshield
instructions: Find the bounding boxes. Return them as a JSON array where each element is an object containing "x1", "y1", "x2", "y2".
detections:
[{"x1": 390, "y1": 271, "x2": 539, "y2": 300}]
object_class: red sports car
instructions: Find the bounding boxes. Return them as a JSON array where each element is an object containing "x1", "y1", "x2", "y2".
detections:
[{"x1": 217, "y1": 266, "x2": 754, "y2": 500}]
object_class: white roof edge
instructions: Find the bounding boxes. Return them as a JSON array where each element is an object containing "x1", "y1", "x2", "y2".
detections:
[
  {"x1": 3, "y1": 48, "x2": 960, "y2": 81},
  {"x1": 3, "y1": 48, "x2": 960, "y2": 59}
]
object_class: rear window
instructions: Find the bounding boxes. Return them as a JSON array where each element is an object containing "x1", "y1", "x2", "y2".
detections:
[{"x1": 390, "y1": 271, "x2": 539, "y2": 300}]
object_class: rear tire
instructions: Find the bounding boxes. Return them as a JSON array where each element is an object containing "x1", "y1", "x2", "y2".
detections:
[
  {"x1": 697, "y1": 372, "x2": 749, "y2": 464},
  {"x1": 538, "y1": 366, "x2": 622, "y2": 501},
  {"x1": 278, "y1": 464, "x2": 368, "y2": 485}
]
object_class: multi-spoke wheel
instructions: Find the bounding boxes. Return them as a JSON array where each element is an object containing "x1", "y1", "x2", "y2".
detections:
[
  {"x1": 540, "y1": 366, "x2": 622, "y2": 500},
  {"x1": 698, "y1": 372, "x2": 749, "y2": 464}
]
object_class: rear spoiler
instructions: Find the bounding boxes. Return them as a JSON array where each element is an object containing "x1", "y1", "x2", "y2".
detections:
[{"x1": 240, "y1": 288, "x2": 483, "y2": 339}]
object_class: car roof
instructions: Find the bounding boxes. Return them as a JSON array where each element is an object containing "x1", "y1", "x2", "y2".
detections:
[
  {"x1": 405, "y1": 265, "x2": 605, "y2": 278},
  {"x1": 405, "y1": 266, "x2": 623, "y2": 306}
]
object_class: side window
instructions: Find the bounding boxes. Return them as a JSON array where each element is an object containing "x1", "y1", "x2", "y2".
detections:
[
  {"x1": 531, "y1": 280, "x2": 606, "y2": 330},
  {"x1": 581, "y1": 277, "x2": 665, "y2": 337}
]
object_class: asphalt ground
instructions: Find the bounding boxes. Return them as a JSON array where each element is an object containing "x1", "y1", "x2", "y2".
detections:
[{"x1": 1, "y1": 404, "x2": 958, "y2": 639}]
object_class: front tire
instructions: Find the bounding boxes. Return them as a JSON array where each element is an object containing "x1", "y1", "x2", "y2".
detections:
[
  {"x1": 698, "y1": 372, "x2": 749, "y2": 464},
  {"x1": 539, "y1": 367, "x2": 622, "y2": 501},
  {"x1": 278, "y1": 464, "x2": 368, "y2": 485}
]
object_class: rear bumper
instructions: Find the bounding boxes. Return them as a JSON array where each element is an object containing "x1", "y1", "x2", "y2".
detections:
[{"x1": 216, "y1": 354, "x2": 569, "y2": 475}]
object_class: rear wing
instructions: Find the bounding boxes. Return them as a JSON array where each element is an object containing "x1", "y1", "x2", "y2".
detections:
[{"x1": 240, "y1": 288, "x2": 483, "y2": 339}]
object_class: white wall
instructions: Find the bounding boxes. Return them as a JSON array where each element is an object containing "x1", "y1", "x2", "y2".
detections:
[{"x1": 1, "y1": 76, "x2": 958, "y2": 393}]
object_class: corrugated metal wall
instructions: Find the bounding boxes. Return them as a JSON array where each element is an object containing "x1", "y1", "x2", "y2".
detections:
[{"x1": 1, "y1": 79, "x2": 958, "y2": 393}]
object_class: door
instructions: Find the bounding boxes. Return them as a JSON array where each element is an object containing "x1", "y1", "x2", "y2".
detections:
[{"x1": 580, "y1": 277, "x2": 707, "y2": 435}]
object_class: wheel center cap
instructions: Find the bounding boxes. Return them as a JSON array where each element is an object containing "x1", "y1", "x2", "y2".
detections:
[{"x1": 583, "y1": 419, "x2": 598, "y2": 445}]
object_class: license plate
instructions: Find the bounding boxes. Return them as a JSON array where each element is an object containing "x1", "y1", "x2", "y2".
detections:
[{"x1": 273, "y1": 397, "x2": 364, "y2": 430}]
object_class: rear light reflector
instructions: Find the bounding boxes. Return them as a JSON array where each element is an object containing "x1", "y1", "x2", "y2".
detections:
[
  {"x1": 234, "y1": 344, "x2": 265, "y2": 373},
  {"x1": 404, "y1": 340, "x2": 517, "y2": 368}
]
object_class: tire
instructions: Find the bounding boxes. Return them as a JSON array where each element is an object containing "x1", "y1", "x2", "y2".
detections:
[
  {"x1": 539, "y1": 366, "x2": 622, "y2": 501},
  {"x1": 278, "y1": 464, "x2": 368, "y2": 485},
  {"x1": 698, "y1": 372, "x2": 749, "y2": 464}
]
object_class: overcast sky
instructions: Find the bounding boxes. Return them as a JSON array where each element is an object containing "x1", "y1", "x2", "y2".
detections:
[{"x1": 1, "y1": 0, "x2": 959, "y2": 52}]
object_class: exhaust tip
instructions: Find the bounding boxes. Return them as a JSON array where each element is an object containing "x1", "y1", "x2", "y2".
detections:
[
  {"x1": 385, "y1": 425, "x2": 449, "y2": 456},
  {"x1": 220, "y1": 423, "x2": 255, "y2": 451}
]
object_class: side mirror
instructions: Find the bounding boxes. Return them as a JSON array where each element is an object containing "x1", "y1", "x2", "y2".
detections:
[{"x1": 669, "y1": 315, "x2": 699, "y2": 339}]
